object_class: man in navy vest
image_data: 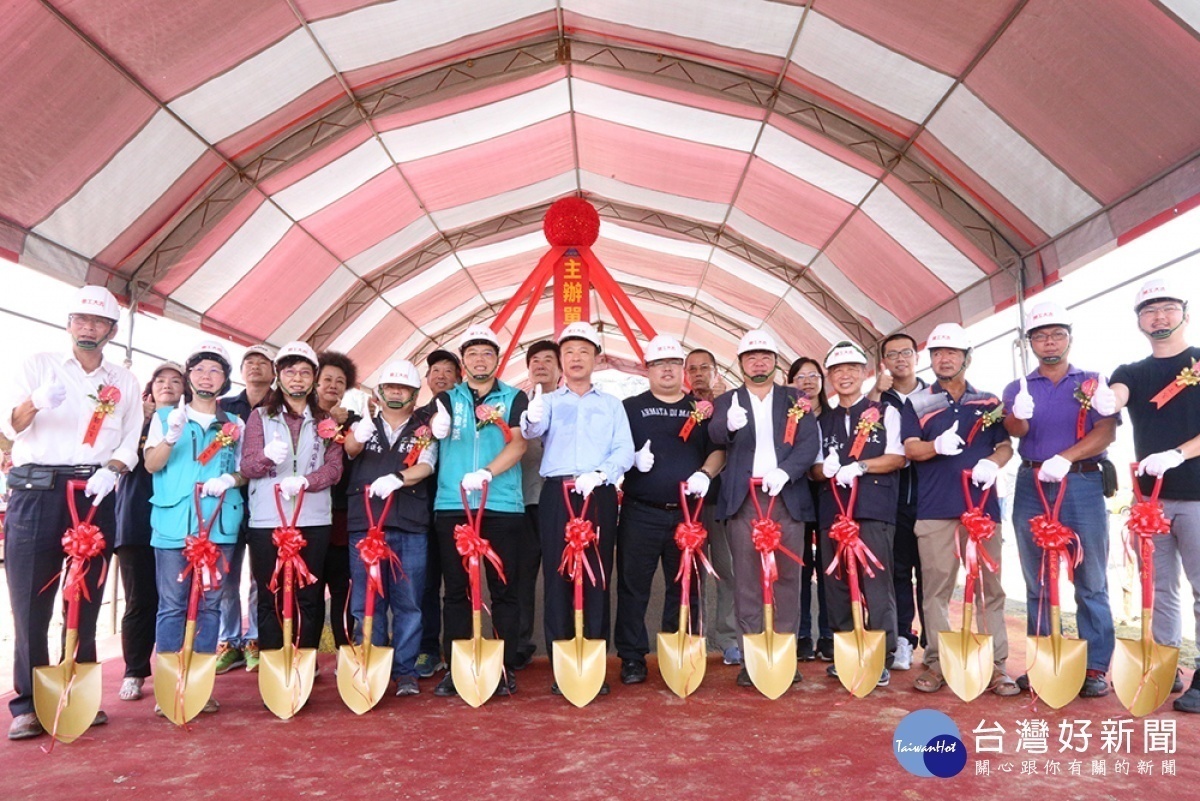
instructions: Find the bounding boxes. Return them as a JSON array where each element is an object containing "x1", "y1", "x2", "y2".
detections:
[
  {"x1": 813, "y1": 341, "x2": 906, "y2": 688},
  {"x1": 428, "y1": 325, "x2": 528, "y2": 698}
]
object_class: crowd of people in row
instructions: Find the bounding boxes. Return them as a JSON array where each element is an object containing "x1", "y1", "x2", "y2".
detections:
[{"x1": 4, "y1": 275, "x2": 1199, "y2": 739}]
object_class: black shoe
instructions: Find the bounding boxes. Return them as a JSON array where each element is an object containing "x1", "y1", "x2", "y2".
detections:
[
  {"x1": 1173, "y1": 669, "x2": 1184, "y2": 693},
  {"x1": 736, "y1": 667, "x2": 753, "y2": 687},
  {"x1": 496, "y1": 672, "x2": 517, "y2": 697},
  {"x1": 620, "y1": 659, "x2": 647, "y2": 685},
  {"x1": 512, "y1": 650, "x2": 534, "y2": 671},
  {"x1": 1080, "y1": 670, "x2": 1109, "y2": 698},
  {"x1": 826, "y1": 664, "x2": 838, "y2": 678},
  {"x1": 817, "y1": 637, "x2": 834, "y2": 662},
  {"x1": 793, "y1": 668, "x2": 803, "y2": 684},
  {"x1": 797, "y1": 636, "x2": 815, "y2": 661},
  {"x1": 1174, "y1": 671, "x2": 1200, "y2": 713},
  {"x1": 433, "y1": 674, "x2": 457, "y2": 697},
  {"x1": 1015, "y1": 673, "x2": 1030, "y2": 692}
]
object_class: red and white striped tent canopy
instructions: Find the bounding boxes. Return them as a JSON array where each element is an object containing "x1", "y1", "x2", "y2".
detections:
[{"x1": 3, "y1": 1, "x2": 1199, "y2": 385}]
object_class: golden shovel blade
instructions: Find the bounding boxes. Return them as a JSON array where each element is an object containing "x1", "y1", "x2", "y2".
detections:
[
  {"x1": 1112, "y1": 637, "x2": 1179, "y2": 718},
  {"x1": 451, "y1": 637, "x2": 505, "y2": 709},
  {"x1": 1026, "y1": 632, "x2": 1087, "y2": 709},
  {"x1": 153, "y1": 652, "x2": 217, "y2": 725},
  {"x1": 336, "y1": 643, "x2": 393, "y2": 715},
  {"x1": 259, "y1": 646, "x2": 317, "y2": 719},
  {"x1": 743, "y1": 605, "x2": 796, "y2": 700},
  {"x1": 656, "y1": 627, "x2": 707, "y2": 699},
  {"x1": 939, "y1": 631, "x2": 994, "y2": 702},
  {"x1": 552, "y1": 626, "x2": 607, "y2": 709},
  {"x1": 833, "y1": 630, "x2": 887, "y2": 698},
  {"x1": 33, "y1": 661, "x2": 102, "y2": 744}
]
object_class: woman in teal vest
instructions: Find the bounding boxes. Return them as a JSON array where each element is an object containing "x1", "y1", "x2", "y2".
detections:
[{"x1": 144, "y1": 342, "x2": 246, "y2": 715}]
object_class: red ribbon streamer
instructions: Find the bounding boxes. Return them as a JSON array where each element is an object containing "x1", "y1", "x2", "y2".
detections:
[
  {"x1": 455, "y1": 485, "x2": 506, "y2": 586},
  {"x1": 823, "y1": 481, "x2": 884, "y2": 582},
  {"x1": 557, "y1": 483, "x2": 603, "y2": 589},
  {"x1": 270, "y1": 488, "x2": 315, "y2": 593},
  {"x1": 748, "y1": 480, "x2": 804, "y2": 603},
  {"x1": 1031, "y1": 474, "x2": 1083, "y2": 582},
  {"x1": 1149, "y1": 359, "x2": 1198, "y2": 409},
  {"x1": 1128, "y1": 467, "x2": 1170, "y2": 599}
]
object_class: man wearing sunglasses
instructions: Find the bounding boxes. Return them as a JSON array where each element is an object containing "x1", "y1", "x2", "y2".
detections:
[{"x1": 1109, "y1": 278, "x2": 1200, "y2": 712}]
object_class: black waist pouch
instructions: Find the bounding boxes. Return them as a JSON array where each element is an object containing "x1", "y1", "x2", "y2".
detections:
[
  {"x1": 1099, "y1": 458, "x2": 1118, "y2": 499},
  {"x1": 8, "y1": 464, "x2": 59, "y2": 491}
]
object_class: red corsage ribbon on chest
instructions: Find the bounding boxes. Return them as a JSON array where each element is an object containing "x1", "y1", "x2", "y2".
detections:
[
  {"x1": 1150, "y1": 358, "x2": 1199, "y2": 409},
  {"x1": 475, "y1": 404, "x2": 512, "y2": 443},
  {"x1": 783, "y1": 396, "x2": 812, "y2": 446},
  {"x1": 849, "y1": 405, "x2": 882, "y2": 459},
  {"x1": 83, "y1": 384, "x2": 121, "y2": 447},
  {"x1": 198, "y1": 421, "x2": 240, "y2": 465},
  {"x1": 679, "y1": 400, "x2": 713, "y2": 442}
]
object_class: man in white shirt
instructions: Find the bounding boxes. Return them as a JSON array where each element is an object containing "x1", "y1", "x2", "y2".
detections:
[{"x1": 2, "y1": 286, "x2": 143, "y2": 740}]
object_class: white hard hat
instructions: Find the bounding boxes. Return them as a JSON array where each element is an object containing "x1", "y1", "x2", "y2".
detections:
[
  {"x1": 274, "y1": 340, "x2": 319, "y2": 369},
  {"x1": 377, "y1": 360, "x2": 421, "y2": 390},
  {"x1": 1024, "y1": 302, "x2": 1071, "y2": 334},
  {"x1": 70, "y1": 285, "x2": 120, "y2": 321},
  {"x1": 459, "y1": 323, "x2": 501, "y2": 353},
  {"x1": 824, "y1": 340, "x2": 868, "y2": 369},
  {"x1": 926, "y1": 323, "x2": 971, "y2": 351},
  {"x1": 242, "y1": 344, "x2": 274, "y2": 364},
  {"x1": 558, "y1": 321, "x2": 602, "y2": 351},
  {"x1": 643, "y1": 334, "x2": 685, "y2": 363},
  {"x1": 1134, "y1": 277, "x2": 1184, "y2": 311},
  {"x1": 737, "y1": 329, "x2": 779, "y2": 356},
  {"x1": 186, "y1": 340, "x2": 232, "y2": 369}
]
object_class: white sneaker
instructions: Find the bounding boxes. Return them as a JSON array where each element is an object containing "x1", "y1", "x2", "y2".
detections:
[{"x1": 892, "y1": 638, "x2": 914, "y2": 671}]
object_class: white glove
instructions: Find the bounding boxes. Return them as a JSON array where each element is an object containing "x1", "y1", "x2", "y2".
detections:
[
  {"x1": 934, "y1": 421, "x2": 964, "y2": 457},
  {"x1": 164, "y1": 398, "x2": 188, "y2": 444},
  {"x1": 461, "y1": 469, "x2": 492, "y2": 492},
  {"x1": 726, "y1": 394, "x2": 748, "y2": 432},
  {"x1": 84, "y1": 467, "x2": 118, "y2": 504},
  {"x1": 278, "y1": 475, "x2": 308, "y2": 500},
  {"x1": 1037, "y1": 454, "x2": 1072, "y2": 483},
  {"x1": 684, "y1": 471, "x2": 711, "y2": 497},
  {"x1": 822, "y1": 448, "x2": 842, "y2": 479},
  {"x1": 1138, "y1": 449, "x2": 1186, "y2": 477},
  {"x1": 1091, "y1": 376, "x2": 1117, "y2": 416},
  {"x1": 263, "y1": 432, "x2": 289, "y2": 465},
  {"x1": 1012, "y1": 377, "x2": 1035, "y2": 420},
  {"x1": 350, "y1": 417, "x2": 376, "y2": 444},
  {"x1": 430, "y1": 399, "x2": 452, "y2": 439},
  {"x1": 31, "y1": 379, "x2": 66, "y2": 411},
  {"x1": 202, "y1": 473, "x2": 237, "y2": 497},
  {"x1": 369, "y1": 473, "x2": 404, "y2": 498},
  {"x1": 524, "y1": 384, "x2": 544, "y2": 425},
  {"x1": 971, "y1": 458, "x2": 999, "y2": 490},
  {"x1": 633, "y1": 440, "x2": 655, "y2": 472},
  {"x1": 573, "y1": 470, "x2": 605, "y2": 498},
  {"x1": 835, "y1": 461, "x2": 865, "y2": 488},
  {"x1": 761, "y1": 467, "x2": 789, "y2": 497}
]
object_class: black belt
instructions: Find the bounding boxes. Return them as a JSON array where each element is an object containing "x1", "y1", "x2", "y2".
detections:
[
  {"x1": 1021, "y1": 460, "x2": 1100, "y2": 473},
  {"x1": 628, "y1": 497, "x2": 681, "y2": 511},
  {"x1": 9, "y1": 464, "x2": 101, "y2": 492}
]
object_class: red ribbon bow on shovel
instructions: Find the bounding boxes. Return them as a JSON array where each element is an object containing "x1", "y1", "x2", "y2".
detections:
[
  {"x1": 358, "y1": 493, "x2": 404, "y2": 602},
  {"x1": 1127, "y1": 464, "x2": 1171, "y2": 587},
  {"x1": 673, "y1": 484, "x2": 718, "y2": 584},
  {"x1": 748, "y1": 479, "x2": 804, "y2": 600},
  {"x1": 270, "y1": 487, "x2": 316, "y2": 594},
  {"x1": 1031, "y1": 474, "x2": 1083, "y2": 583},
  {"x1": 455, "y1": 485, "x2": 506, "y2": 586},
  {"x1": 53, "y1": 484, "x2": 108, "y2": 602},
  {"x1": 824, "y1": 480, "x2": 884, "y2": 581},
  {"x1": 179, "y1": 485, "x2": 227, "y2": 592},
  {"x1": 558, "y1": 483, "x2": 603, "y2": 589}
]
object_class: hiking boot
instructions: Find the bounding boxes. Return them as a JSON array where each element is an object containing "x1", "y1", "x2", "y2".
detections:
[
  {"x1": 1080, "y1": 669, "x2": 1109, "y2": 698},
  {"x1": 243, "y1": 640, "x2": 260, "y2": 673},
  {"x1": 817, "y1": 637, "x2": 834, "y2": 661},
  {"x1": 1173, "y1": 670, "x2": 1200, "y2": 713},
  {"x1": 416, "y1": 652, "x2": 440, "y2": 679},
  {"x1": 395, "y1": 675, "x2": 420, "y2": 696},
  {"x1": 892, "y1": 638, "x2": 914, "y2": 671},
  {"x1": 620, "y1": 659, "x2": 647, "y2": 685},
  {"x1": 215, "y1": 643, "x2": 245, "y2": 674},
  {"x1": 434, "y1": 674, "x2": 457, "y2": 697},
  {"x1": 797, "y1": 636, "x2": 815, "y2": 661}
]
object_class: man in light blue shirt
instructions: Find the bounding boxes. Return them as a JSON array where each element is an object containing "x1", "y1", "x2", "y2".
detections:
[{"x1": 521, "y1": 322, "x2": 634, "y2": 694}]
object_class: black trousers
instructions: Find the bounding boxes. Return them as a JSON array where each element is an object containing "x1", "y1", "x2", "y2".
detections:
[
  {"x1": 515, "y1": 504, "x2": 542, "y2": 658},
  {"x1": 117, "y1": 543, "x2": 158, "y2": 679},
  {"x1": 6, "y1": 485, "x2": 114, "y2": 717},
  {"x1": 247, "y1": 525, "x2": 331, "y2": 650},
  {"x1": 419, "y1": 524, "x2": 443, "y2": 657},
  {"x1": 322, "y1": 544, "x2": 352, "y2": 647},
  {"x1": 819, "y1": 519, "x2": 898, "y2": 658},
  {"x1": 436, "y1": 511, "x2": 523, "y2": 671},
  {"x1": 892, "y1": 501, "x2": 926, "y2": 647},
  {"x1": 539, "y1": 479, "x2": 617, "y2": 647},
  {"x1": 614, "y1": 499, "x2": 701, "y2": 662}
]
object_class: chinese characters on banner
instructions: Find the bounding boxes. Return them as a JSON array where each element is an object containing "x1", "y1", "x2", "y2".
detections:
[
  {"x1": 553, "y1": 248, "x2": 590, "y2": 338},
  {"x1": 972, "y1": 718, "x2": 1178, "y2": 778}
]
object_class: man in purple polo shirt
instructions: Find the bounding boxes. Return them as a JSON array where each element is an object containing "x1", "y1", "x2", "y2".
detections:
[
  {"x1": 901, "y1": 323, "x2": 1018, "y2": 696},
  {"x1": 1002, "y1": 302, "x2": 1118, "y2": 697}
]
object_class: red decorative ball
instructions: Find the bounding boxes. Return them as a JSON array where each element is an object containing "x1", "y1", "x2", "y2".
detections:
[{"x1": 543, "y1": 197, "x2": 600, "y2": 247}]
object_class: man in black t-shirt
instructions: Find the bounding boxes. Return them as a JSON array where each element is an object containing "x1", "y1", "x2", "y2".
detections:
[
  {"x1": 615, "y1": 335, "x2": 726, "y2": 684},
  {"x1": 1110, "y1": 277, "x2": 1200, "y2": 713}
]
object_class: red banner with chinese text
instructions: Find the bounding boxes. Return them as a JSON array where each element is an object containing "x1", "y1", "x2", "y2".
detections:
[{"x1": 553, "y1": 248, "x2": 590, "y2": 338}]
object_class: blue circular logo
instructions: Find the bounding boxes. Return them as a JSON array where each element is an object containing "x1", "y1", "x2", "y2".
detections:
[{"x1": 892, "y1": 710, "x2": 967, "y2": 778}]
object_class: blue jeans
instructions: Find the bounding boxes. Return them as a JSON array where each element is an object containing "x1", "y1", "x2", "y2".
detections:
[
  {"x1": 218, "y1": 536, "x2": 258, "y2": 646},
  {"x1": 1012, "y1": 467, "x2": 1115, "y2": 671},
  {"x1": 156, "y1": 545, "x2": 235, "y2": 654},
  {"x1": 349, "y1": 527, "x2": 427, "y2": 680}
]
